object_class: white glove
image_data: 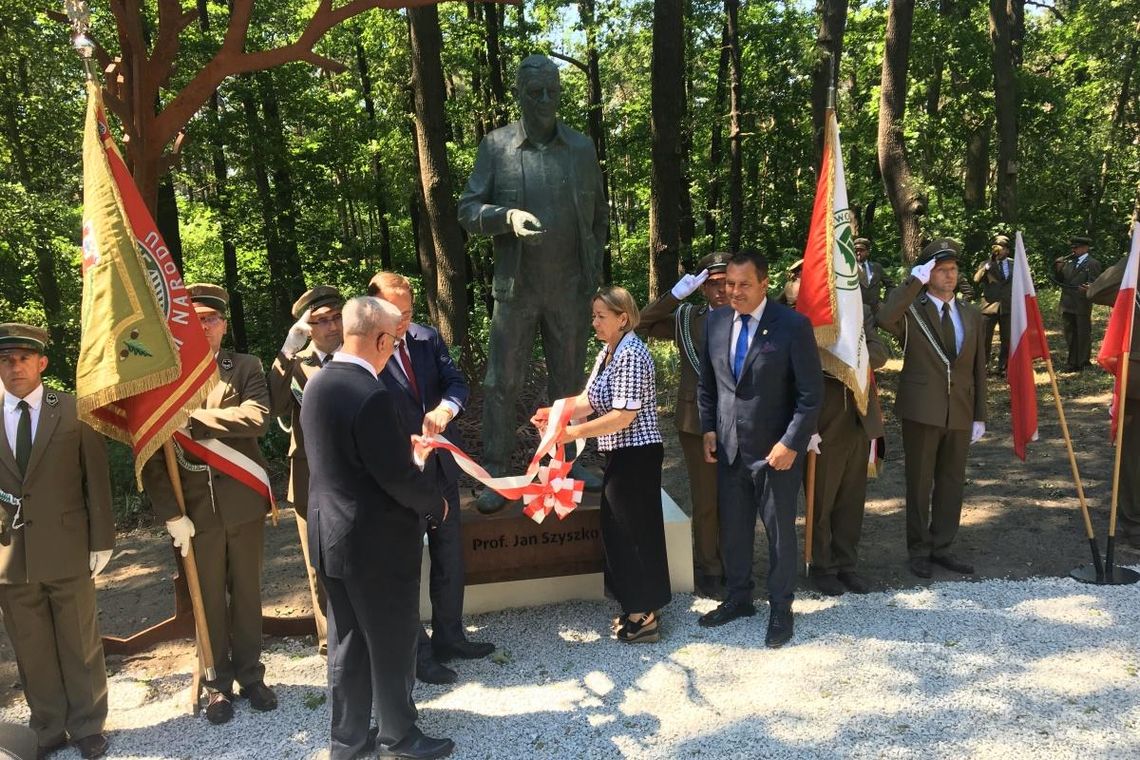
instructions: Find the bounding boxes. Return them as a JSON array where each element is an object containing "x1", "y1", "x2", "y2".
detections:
[
  {"x1": 89, "y1": 549, "x2": 112, "y2": 578},
  {"x1": 970, "y1": 421, "x2": 986, "y2": 444},
  {"x1": 807, "y1": 433, "x2": 822, "y2": 455},
  {"x1": 166, "y1": 515, "x2": 196, "y2": 557},
  {"x1": 280, "y1": 309, "x2": 312, "y2": 358},
  {"x1": 671, "y1": 269, "x2": 711, "y2": 300},
  {"x1": 910, "y1": 259, "x2": 937, "y2": 284},
  {"x1": 506, "y1": 209, "x2": 545, "y2": 237}
]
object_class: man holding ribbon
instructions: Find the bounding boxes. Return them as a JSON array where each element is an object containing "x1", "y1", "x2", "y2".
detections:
[
  {"x1": 369, "y1": 272, "x2": 495, "y2": 685},
  {"x1": 0, "y1": 323, "x2": 114, "y2": 760},
  {"x1": 142, "y1": 284, "x2": 277, "y2": 725},
  {"x1": 877, "y1": 240, "x2": 987, "y2": 579}
]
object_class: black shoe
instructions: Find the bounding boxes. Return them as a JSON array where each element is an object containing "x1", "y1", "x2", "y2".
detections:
[
  {"x1": 74, "y1": 733, "x2": 109, "y2": 760},
  {"x1": 616, "y1": 612, "x2": 660, "y2": 643},
  {"x1": 811, "y1": 574, "x2": 845, "y2": 596},
  {"x1": 36, "y1": 735, "x2": 67, "y2": 759},
  {"x1": 909, "y1": 557, "x2": 933, "y2": 579},
  {"x1": 416, "y1": 658, "x2": 458, "y2": 685},
  {"x1": 377, "y1": 726, "x2": 455, "y2": 759},
  {"x1": 837, "y1": 570, "x2": 871, "y2": 594},
  {"x1": 695, "y1": 573, "x2": 727, "y2": 600},
  {"x1": 239, "y1": 680, "x2": 278, "y2": 711},
  {"x1": 475, "y1": 489, "x2": 508, "y2": 515},
  {"x1": 931, "y1": 553, "x2": 974, "y2": 574},
  {"x1": 698, "y1": 599, "x2": 756, "y2": 628},
  {"x1": 432, "y1": 638, "x2": 495, "y2": 662},
  {"x1": 205, "y1": 691, "x2": 235, "y2": 725},
  {"x1": 765, "y1": 606, "x2": 794, "y2": 648}
]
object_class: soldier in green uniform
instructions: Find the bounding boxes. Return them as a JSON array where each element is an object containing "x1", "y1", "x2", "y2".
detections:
[
  {"x1": 637, "y1": 252, "x2": 731, "y2": 598},
  {"x1": 0, "y1": 324, "x2": 113, "y2": 759},
  {"x1": 973, "y1": 234, "x2": 1014, "y2": 376},
  {"x1": 268, "y1": 286, "x2": 344, "y2": 656},
  {"x1": 142, "y1": 285, "x2": 277, "y2": 725},
  {"x1": 1053, "y1": 235, "x2": 1103, "y2": 371}
]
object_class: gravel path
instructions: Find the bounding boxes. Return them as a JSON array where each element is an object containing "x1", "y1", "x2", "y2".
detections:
[{"x1": 3, "y1": 572, "x2": 1139, "y2": 759}]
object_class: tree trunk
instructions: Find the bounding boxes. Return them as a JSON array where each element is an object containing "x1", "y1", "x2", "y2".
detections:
[
  {"x1": 408, "y1": 5, "x2": 469, "y2": 349},
  {"x1": 877, "y1": 0, "x2": 926, "y2": 263},
  {"x1": 964, "y1": 117, "x2": 991, "y2": 258},
  {"x1": 354, "y1": 28, "x2": 392, "y2": 271},
  {"x1": 648, "y1": 0, "x2": 685, "y2": 299},
  {"x1": 990, "y1": 0, "x2": 1018, "y2": 224},
  {"x1": 725, "y1": 0, "x2": 744, "y2": 253},
  {"x1": 156, "y1": 175, "x2": 184, "y2": 275},
  {"x1": 704, "y1": 23, "x2": 729, "y2": 248},
  {"x1": 485, "y1": 4, "x2": 509, "y2": 128},
  {"x1": 810, "y1": 0, "x2": 849, "y2": 168},
  {"x1": 579, "y1": 0, "x2": 613, "y2": 283},
  {"x1": 1088, "y1": 22, "x2": 1139, "y2": 234},
  {"x1": 256, "y1": 71, "x2": 306, "y2": 308}
]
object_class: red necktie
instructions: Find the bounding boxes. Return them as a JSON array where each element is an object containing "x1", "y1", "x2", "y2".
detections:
[{"x1": 398, "y1": 342, "x2": 421, "y2": 401}]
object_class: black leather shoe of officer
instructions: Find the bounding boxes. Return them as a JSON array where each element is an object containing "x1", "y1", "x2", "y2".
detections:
[
  {"x1": 433, "y1": 638, "x2": 495, "y2": 662},
  {"x1": 377, "y1": 726, "x2": 455, "y2": 759},
  {"x1": 205, "y1": 691, "x2": 235, "y2": 725},
  {"x1": 416, "y1": 658, "x2": 458, "y2": 685},
  {"x1": 909, "y1": 557, "x2": 933, "y2": 578},
  {"x1": 837, "y1": 570, "x2": 871, "y2": 594},
  {"x1": 812, "y1": 574, "x2": 845, "y2": 596},
  {"x1": 931, "y1": 553, "x2": 974, "y2": 574},
  {"x1": 35, "y1": 735, "x2": 67, "y2": 759},
  {"x1": 698, "y1": 599, "x2": 756, "y2": 628},
  {"x1": 239, "y1": 681, "x2": 278, "y2": 711},
  {"x1": 765, "y1": 606, "x2": 794, "y2": 649},
  {"x1": 74, "y1": 733, "x2": 109, "y2": 759}
]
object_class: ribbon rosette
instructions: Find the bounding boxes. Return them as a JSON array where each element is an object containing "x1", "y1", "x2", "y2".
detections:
[{"x1": 412, "y1": 396, "x2": 587, "y2": 524}]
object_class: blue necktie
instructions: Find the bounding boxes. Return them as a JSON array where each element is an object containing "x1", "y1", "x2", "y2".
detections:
[{"x1": 733, "y1": 314, "x2": 751, "y2": 380}]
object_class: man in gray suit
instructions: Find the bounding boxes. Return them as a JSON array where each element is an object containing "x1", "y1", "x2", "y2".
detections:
[
  {"x1": 695, "y1": 251, "x2": 822, "y2": 647},
  {"x1": 458, "y1": 54, "x2": 608, "y2": 514}
]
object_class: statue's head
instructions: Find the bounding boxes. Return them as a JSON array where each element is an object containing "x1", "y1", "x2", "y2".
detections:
[{"x1": 516, "y1": 54, "x2": 561, "y2": 132}]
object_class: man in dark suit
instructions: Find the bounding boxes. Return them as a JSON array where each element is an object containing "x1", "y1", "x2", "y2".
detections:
[
  {"x1": 302, "y1": 296, "x2": 453, "y2": 760},
  {"x1": 856, "y1": 238, "x2": 892, "y2": 313},
  {"x1": 0, "y1": 324, "x2": 114, "y2": 759},
  {"x1": 268, "y1": 285, "x2": 345, "y2": 656},
  {"x1": 1053, "y1": 235, "x2": 1103, "y2": 371},
  {"x1": 973, "y1": 234, "x2": 1014, "y2": 376},
  {"x1": 637, "y1": 252, "x2": 730, "y2": 599},
  {"x1": 877, "y1": 239, "x2": 987, "y2": 578},
  {"x1": 696, "y1": 250, "x2": 823, "y2": 648},
  {"x1": 369, "y1": 273, "x2": 494, "y2": 686}
]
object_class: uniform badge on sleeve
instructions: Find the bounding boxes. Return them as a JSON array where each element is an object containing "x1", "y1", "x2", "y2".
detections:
[
  {"x1": 45, "y1": 392, "x2": 59, "y2": 407},
  {"x1": 220, "y1": 357, "x2": 234, "y2": 371}
]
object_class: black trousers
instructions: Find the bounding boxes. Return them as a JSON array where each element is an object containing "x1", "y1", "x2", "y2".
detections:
[
  {"x1": 901, "y1": 420, "x2": 970, "y2": 558},
  {"x1": 1062, "y1": 308, "x2": 1094, "y2": 369},
  {"x1": 418, "y1": 479, "x2": 465, "y2": 662},
  {"x1": 982, "y1": 311, "x2": 1010, "y2": 371},
  {"x1": 321, "y1": 560, "x2": 421, "y2": 760},
  {"x1": 601, "y1": 444, "x2": 672, "y2": 614},
  {"x1": 719, "y1": 454, "x2": 801, "y2": 607}
]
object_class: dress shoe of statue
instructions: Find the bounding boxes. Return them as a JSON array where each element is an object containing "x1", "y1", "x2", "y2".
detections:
[
  {"x1": 416, "y1": 658, "x2": 458, "y2": 685},
  {"x1": 569, "y1": 460, "x2": 602, "y2": 492},
  {"x1": 475, "y1": 488, "x2": 509, "y2": 515},
  {"x1": 377, "y1": 726, "x2": 455, "y2": 760},
  {"x1": 432, "y1": 638, "x2": 495, "y2": 662}
]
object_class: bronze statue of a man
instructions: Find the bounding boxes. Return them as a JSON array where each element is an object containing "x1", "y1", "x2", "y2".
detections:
[{"x1": 458, "y1": 54, "x2": 608, "y2": 513}]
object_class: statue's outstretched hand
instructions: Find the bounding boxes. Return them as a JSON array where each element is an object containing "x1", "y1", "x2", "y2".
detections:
[{"x1": 507, "y1": 209, "x2": 545, "y2": 238}]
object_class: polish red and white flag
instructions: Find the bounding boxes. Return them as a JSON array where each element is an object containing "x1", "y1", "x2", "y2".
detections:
[
  {"x1": 1096, "y1": 221, "x2": 1140, "y2": 441},
  {"x1": 1007, "y1": 231, "x2": 1050, "y2": 460}
]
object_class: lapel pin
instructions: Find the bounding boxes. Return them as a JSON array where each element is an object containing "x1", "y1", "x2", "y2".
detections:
[
  {"x1": 45, "y1": 392, "x2": 59, "y2": 407},
  {"x1": 762, "y1": 329, "x2": 768, "y2": 336}
]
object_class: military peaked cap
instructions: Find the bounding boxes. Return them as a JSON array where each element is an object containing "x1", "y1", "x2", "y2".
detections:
[
  {"x1": 853, "y1": 237, "x2": 871, "y2": 248},
  {"x1": 292, "y1": 286, "x2": 344, "y2": 320},
  {"x1": 992, "y1": 234, "x2": 1012, "y2": 248},
  {"x1": 0, "y1": 323, "x2": 48, "y2": 354},
  {"x1": 696, "y1": 252, "x2": 732, "y2": 276},
  {"x1": 1070, "y1": 235, "x2": 1092, "y2": 247},
  {"x1": 917, "y1": 238, "x2": 961, "y2": 266},
  {"x1": 787, "y1": 258, "x2": 804, "y2": 274},
  {"x1": 187, "y1": 283, "x2": 229, "y2": 313}
]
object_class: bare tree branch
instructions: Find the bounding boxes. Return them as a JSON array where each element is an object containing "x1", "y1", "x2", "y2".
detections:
[
  {"x1": 1025, "y1": 1, "x2": 1064, "y2": 22},
  {"x1": 549, "y1": 51, "x2": 588, "y2": 73}
]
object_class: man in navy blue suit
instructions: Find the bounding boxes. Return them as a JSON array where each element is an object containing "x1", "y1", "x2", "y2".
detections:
[
  {"x1": 369, "y1": 273, "x2": 495, "y2": 686},
  {"x1": 696, "y1": 250, "x2": 823, "y2": 647},
  {"x1": 302, "y1": 296, "x2": 453, "y2": 760}
]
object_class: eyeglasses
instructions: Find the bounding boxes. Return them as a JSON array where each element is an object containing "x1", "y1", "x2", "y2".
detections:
[
  {"x1": 200, "y1": 315, "x2": 226, "y2": 327},
  {"x1": 308, "y1": 314, "x2": 343, "y2": 328}
]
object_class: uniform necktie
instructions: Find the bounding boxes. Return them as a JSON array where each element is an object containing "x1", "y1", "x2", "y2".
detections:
[
  {"x1": 15, "y1": 400, "x2": 31, "y2": 476},
  {"x1": 398, "y1": 342, "x2": 421, "y2": 401},
  {"x1": 941, "y1": 302, "x2": 958, "y2": 361},
  {"x1": 321, "y1": 353, "x2": 331, "y2": 367},
  {"x1": 733, "y1": 314, "x2": 751, "y2": 380},
  {"x1": 865, "y1": 262, "x2": 872, "y2": 283}
]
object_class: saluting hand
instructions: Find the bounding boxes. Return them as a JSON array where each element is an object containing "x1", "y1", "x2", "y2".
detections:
[
  {"x1": 671, "y1": 269, "x2": 711, "y2": 300},
  {"x1": 280, "y1": 308, "x2": 313, "y2": 358}
]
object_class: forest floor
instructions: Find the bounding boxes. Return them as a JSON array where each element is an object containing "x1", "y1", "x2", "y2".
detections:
[{"x1": 2, "y1": 291, "x2": 1137, "y2": 723}]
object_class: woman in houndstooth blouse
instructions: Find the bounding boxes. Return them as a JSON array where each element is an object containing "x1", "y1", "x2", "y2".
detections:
[{"x1": 532, "y1": 286, "x2": 671, "y2": 643}]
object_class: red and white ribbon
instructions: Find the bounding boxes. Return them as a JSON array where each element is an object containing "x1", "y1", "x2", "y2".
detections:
[
  {"x1": 414, "y1": 397, "x2": 586, "y2": 524},
  {"x1": 172, "y1": 430, "x2": 278, "y2": 523}
]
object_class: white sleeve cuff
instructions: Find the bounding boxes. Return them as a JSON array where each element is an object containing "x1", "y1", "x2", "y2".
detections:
[{"x1": 440, "y1": 400, "x2": 461, "y2": 419}]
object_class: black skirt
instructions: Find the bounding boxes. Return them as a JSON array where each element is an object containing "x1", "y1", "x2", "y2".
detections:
[{"x1": 601, "y1": 443, "x2": 671, "y2": 613}]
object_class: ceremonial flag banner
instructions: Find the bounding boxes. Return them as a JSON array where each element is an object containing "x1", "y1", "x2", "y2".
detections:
[
  {"x1": 796, "y1": 108, "x2": 870, "y2": 414},
  {"x1": 76, "y1": 81, "x2": 217, "y2": 483},
  {"x1": 1007, "y1": 232, "x2": 1050, "y2": 460},
  {"x1": 1096, "y1": 221, "x2": 1140, "y2": 440}
]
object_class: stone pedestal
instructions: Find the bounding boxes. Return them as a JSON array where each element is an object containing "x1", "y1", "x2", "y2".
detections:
[{"x1": 418, "y1": 489, "x2": 694, "y2": 618}]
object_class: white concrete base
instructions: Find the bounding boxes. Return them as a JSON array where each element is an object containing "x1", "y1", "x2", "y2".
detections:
[{"x1": 420, "y1": 489, "x2": 693, "y2": 618}]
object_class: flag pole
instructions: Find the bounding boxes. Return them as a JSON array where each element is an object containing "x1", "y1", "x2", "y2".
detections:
[
  {"x1": 1105, "y1": 350, "x2": 1132, "y2": 579},
  {"x1": 804, "y1": 451, "x2": 817, "y2": 574},
  {"x1": 1041, "y1": 351, "x2": 1104, "y2": 580}
]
